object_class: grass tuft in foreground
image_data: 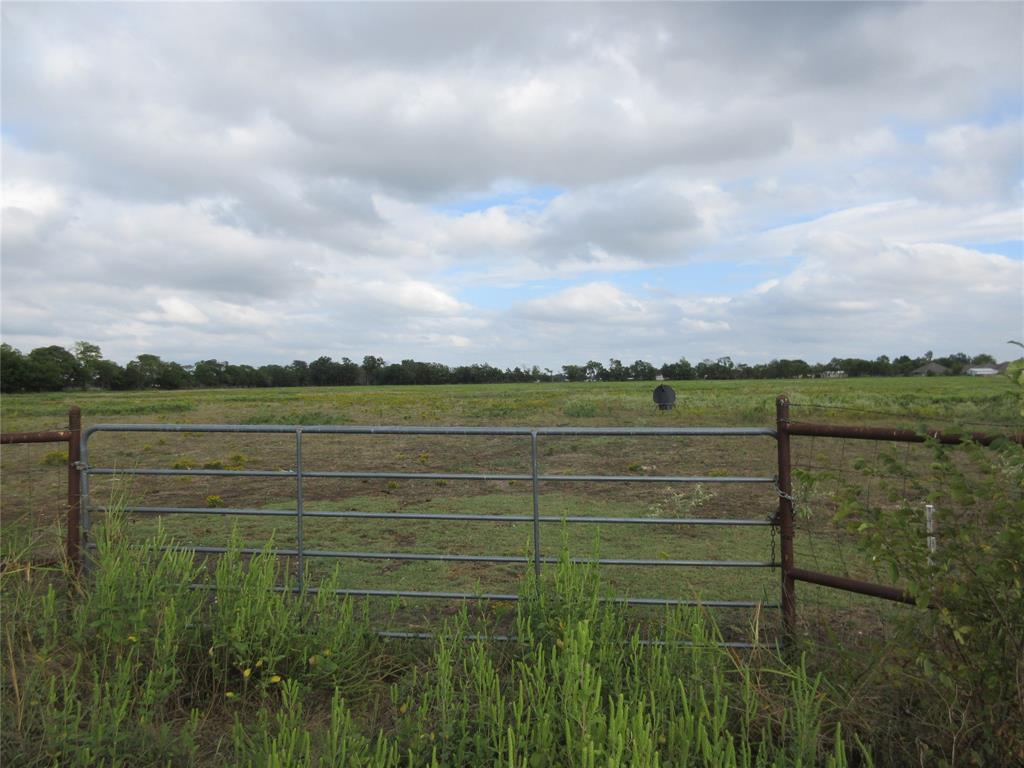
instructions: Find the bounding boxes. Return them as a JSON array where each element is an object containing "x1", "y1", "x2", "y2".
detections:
[{"x1": 1, "y1": 512, "x2": 868, "y2": 767}]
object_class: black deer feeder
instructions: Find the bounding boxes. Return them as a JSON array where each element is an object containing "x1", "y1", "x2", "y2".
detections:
[{"x1": 653, "y1": 384, "x2": 676, "y2": 411}]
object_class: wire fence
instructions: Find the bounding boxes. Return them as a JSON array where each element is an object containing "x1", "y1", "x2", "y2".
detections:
[
  {"x1": 784, "y1": 399, "x2": 1023, "y2": 647},
  {"x1": 0, "y1": 433, "x2": 71, "y2": 565}
]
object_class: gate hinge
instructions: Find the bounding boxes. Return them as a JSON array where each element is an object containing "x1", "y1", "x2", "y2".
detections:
[{"x1": 71, "y1": 461, "x2": 87, "y2": 471}]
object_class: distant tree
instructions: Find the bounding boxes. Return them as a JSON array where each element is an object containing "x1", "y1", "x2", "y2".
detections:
[
  {"x1": 584, "y1": 360, "x2": 606, "y2": 381},
  {"x1": 309, "y1": 356, "x2": 341, "y2": 386},
  {"x1": 258, "y1": 364, "x2": 297, "y2": 387},
  {"x1": 562, "y1": 364, "x2": 586, "y2": 382},
  {"x1": 763, "y1": 359, "x2": 811, "y2": 379},
  {"x1": 27, "y1": 345, "x2": 83, "y2": 390},
  {"x1": 157, "y1": 361, "x2": 189, "y2": 389},
  {"x1": 606, "y1": 359, "x2": 628, "y2": 381},
  {"x1": 92, "y1": 359, "x2": 125, "y2": 389},
  {"x1": 74, "y1": 341, "x2": 104, "y2": 388},
  {"x1": 696, "y1": 357, "x2": 735, "y2": 380},
  {"x1": 126, "y1": 354, "x2": 167, "y2": 388},
  {"x1": 288, "y1": 360, "x2": 310, "y2": 386},
  {"x1": 892, "y1": 355, "x2": 916, "y2": 375},
  {"x1": 361, "y1": 356, "x2": 384, "y2": 385},
  {"x1": 660, "y1": 357, "x2": 694, "y2": 380},
  {"x1": 630, "y1": 360, "x2": 657, "y2": 381},
  {"x1": 971, "y1": 353, "x2": 997, "y2": 367},
  {"x1": 1, "y1": 343, "x2": 28, "y2": 392},
  {"x1": 193, "y1": 359, "x2": 227, "y2": 387}
]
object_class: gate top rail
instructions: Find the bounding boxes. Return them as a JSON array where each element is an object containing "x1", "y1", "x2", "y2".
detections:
[{"x1": 84, "y1": 423, "x2": 777, "y2": 438}]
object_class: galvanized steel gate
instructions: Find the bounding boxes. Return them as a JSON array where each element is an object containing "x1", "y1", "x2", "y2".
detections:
[{"x1": 80, "y1": 422, "x2": 783, "y2": 641}]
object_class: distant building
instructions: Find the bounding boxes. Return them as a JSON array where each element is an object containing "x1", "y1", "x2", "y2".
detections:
[
  {"x1": 911, "y1": 362, "x2": 950, "y2": 376},
  {"x1": 967, "y1": 367, "x2": 1000, "y2": 376},
  {"x1": 819, "y1": 370, "x2": 846, "y2": 379}
]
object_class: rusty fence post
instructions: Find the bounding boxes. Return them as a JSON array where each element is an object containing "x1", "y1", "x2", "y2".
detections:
[
  {"x1": 67, "y1": 406, "x2": 82, "y2": 574},
  {"x1": 776, "y1": 396, "x2": 796, "y2": 635}
]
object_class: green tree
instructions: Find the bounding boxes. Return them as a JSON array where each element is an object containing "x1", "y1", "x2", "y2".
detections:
[
  {"x1": 27, "y1": 345, "x2": 83, "y2": 390},
  {"x1": 630, "y1": 360, "x2": 657, "y2": 380},
  {"x1": 0, "y1": 343, "x2": 29, "y2": 392},
  {"x1": 606, "y1": 359, "x2": 628, "y2": 381},
  {"x1": 126, "y1": 354, "x2": 167, "y2": 389},
  {"x1": 74, "y1": 341, "x2": 103, "y2": 388},
  {"x1": 660, "y1": 357, "x2": 694, "y2": 380}
]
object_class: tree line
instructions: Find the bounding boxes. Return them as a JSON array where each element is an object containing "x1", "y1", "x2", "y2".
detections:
[{"x1": 0, "y1": 341, "x2": 1004, "y2": 394}]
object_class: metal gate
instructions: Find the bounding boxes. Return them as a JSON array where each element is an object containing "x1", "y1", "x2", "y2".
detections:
[{"x1": 80, "y1": 423, "x2": 782, "y2": 643}]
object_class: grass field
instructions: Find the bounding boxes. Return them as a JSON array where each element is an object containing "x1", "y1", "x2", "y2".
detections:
[
  {"x1": 2, "y1": 376, "x2": 1019, "y2": 639},
  {"x1": 2, "y1": 376, "x2": 1021, "y2": 765}
]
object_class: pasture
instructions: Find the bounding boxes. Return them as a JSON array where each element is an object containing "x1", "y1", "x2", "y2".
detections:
[
  {"x1": 2, "y1": 375, "x2": 1021, "y2": 765},
  {"x1": 2, "y1": 377, "x2": 1019, "y2": 632},
  {"x1": 2, "y1": 376, "x2": 1016, "y2": 612}
]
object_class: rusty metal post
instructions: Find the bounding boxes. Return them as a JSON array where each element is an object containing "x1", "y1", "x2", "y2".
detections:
[
  {"x1": 776, "y1": 396, "x2": 796, "y2": 635},
  {"x1": 67, "y1": 406, "x2": 82, "y2": 574}
]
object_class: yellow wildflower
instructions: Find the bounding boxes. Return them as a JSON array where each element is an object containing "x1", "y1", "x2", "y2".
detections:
[
  {"x1": 225, "y1": 691, "x2": 236, "y2": 699},
  {"x1": 270, "y1": 675, "x2": 282, "y2": 684},
  {"x1": 243, "y1": 668, "x2": 252, "y2": 679}
]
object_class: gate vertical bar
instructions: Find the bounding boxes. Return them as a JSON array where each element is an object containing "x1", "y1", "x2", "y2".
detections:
[
  {"x1": 776, "y1": 396, "x2": 796, "y2": 635},
  {"x1": 79, "y1": 427, "x2": 92, "y2": 578},
  {"x1": 530, "y1": 431, "x2": 541, "y2": 578},
  {"x1": 296, "y1": 429, "x2": 304, "y2": 593},
  {"x1": 67, "y1": 406, "x2": 82, "y2": 574}
]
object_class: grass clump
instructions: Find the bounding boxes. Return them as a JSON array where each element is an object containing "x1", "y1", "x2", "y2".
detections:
[
  {"x1": 1, "y1": 513, "x2": 868, "y2": 767},
  {"x1": 39, "y1": 450, "x2": 69, "y2": 467}
]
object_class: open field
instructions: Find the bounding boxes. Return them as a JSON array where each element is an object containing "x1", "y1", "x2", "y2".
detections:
[
  {"x1": 2, "y1": 376, "x2": 1018, "y2": 638},
  {"x1": 2, "y1": 375, "x2": 1019, "y2": 433},
  {"x1": 3, "y1": 375, "x2": 1021, "y2": 765}
]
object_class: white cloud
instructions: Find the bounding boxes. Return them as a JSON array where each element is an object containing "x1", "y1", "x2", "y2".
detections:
[
  {"x1": 145, "y1": 297, "x2": 208, "y2": 325},
  {"x1": 1, "y1": 3, "x2": 1021, "y2": 368},
  {"x1": 357, "y1": 280, "x2": 469, "y2": 317}
]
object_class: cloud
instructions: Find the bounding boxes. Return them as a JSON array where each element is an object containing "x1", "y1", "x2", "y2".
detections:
[
  {"x1": 515, "y1": 282, "x2": 650, "y2": 324},
  {"x1": 1, "y1": 2, "x2": 1021, "y2": 368}
]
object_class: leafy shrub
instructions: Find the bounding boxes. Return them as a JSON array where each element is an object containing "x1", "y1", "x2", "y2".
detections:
[{"x1": 835, "y1": 437, "x2": 1024, "y2": 765}]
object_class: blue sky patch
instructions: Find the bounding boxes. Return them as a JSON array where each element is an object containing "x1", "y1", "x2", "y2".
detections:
[{"x1": 435, "y1": 184, "x2": 564, "y2": 216}]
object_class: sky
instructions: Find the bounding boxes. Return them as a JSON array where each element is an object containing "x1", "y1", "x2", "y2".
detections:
[{"x1": 2, "y1": 2, "x2": 1022, "y2": 369}]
